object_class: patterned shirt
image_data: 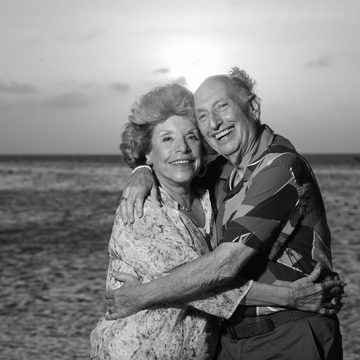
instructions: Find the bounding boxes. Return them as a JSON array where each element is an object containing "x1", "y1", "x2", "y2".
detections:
[
  {"x1": 90, "y1": 188, "x2": 251, "y2": 360},
  {"x1": 206, "y1": 125, "x2": 333, "y2": 318}
]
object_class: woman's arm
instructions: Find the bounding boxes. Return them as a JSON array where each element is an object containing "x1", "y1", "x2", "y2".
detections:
[{"x1": 105, "y1": 242, "x2": 344, "y2": 320}]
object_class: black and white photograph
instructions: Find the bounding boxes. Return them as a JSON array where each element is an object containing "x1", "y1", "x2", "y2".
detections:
[{"x1": 0, "y1": 1, "x2": 359, "y2": 359}]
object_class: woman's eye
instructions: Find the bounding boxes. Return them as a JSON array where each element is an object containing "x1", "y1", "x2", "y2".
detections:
[
  {"x1": 161, "y1": 136, "x2": 173, "y2": 142},
  {"x1": 187, "y1": 134, "x2": 200, "y2": 142}
]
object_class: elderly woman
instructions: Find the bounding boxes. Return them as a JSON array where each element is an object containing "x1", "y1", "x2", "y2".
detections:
[
  {"x1": 90, "y1": 84, "x2": 252, "y2": 359},
  {"x1": 90, "y1": 84, "x2": 342, "y2": 360}
]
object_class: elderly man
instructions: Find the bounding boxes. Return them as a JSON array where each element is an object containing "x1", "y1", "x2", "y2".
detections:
[{"x1": 107, "y1": 68, "x2": 343, "y2": 359}]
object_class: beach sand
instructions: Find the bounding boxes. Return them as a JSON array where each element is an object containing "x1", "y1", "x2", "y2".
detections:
[{"x1": 0, "y1": 156, "x2": 359, "y2": 359}]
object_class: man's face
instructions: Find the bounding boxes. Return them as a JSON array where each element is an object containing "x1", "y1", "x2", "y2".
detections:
[{"x1": 194, "y1": 76, "x2": 258, "y2": 166}]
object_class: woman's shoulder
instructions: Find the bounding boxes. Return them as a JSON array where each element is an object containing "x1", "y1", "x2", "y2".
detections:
[{"x1": 136, "y1": 195, "x2": 178, "y2": 230}]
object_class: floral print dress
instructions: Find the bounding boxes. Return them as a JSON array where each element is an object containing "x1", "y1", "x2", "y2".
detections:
[{"x1": 90, "y1": 188, "x2": 251, "y2": 360}]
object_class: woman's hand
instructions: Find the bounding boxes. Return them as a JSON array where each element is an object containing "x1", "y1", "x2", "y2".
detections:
[
  {"x1": 105, "y1": 273, "x2": 145, "y2": 320},
  {"x1": 287, "y1": 264, "x2": 346, "y2": 315},
  {"x1": 120, "y1": 167, "x2": 159, "y2": 224}
]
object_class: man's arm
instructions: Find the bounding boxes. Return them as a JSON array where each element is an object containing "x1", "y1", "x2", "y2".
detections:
[
  {"x1": 243, "y1": 271, "x2": 344, "y2": 314},
  {"x1": 120, "y1": 167, "x2": 157, "y2": 224}
]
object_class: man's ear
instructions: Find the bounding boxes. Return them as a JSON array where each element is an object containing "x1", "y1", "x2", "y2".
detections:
[{"x1": 249, "y1": 94, "x2": 261, "y2": 122}]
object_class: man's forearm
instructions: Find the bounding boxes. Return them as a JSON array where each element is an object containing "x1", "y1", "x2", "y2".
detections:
[
  {"x1": 139, "y1": 242, "x2": 256, "y2": 308},
  {"x1": 241, "y1": 281, "x2": 292, "y2": 307}
]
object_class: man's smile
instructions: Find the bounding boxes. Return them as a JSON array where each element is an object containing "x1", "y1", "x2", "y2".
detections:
[{"x1": 214, "y1": 126, "x2": 234, "y2": 141}]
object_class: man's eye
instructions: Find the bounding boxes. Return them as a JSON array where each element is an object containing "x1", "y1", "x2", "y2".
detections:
[
  {"x1": 217, "y1": 103, "x2": 229, "y2": 111},
  {"x1": 197, "y1": 114, "x2": 207, "y2": 122}
]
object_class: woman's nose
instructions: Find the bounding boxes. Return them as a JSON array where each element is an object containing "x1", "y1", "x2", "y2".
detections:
[{"x1": 176, "y1": 138, "x2": 190, "y2": 152}]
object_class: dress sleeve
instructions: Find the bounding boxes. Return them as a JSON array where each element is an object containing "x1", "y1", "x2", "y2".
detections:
[
  {"x1": 184, "y1": 278, "x2": 253, "y2": 319},
  {"x1": 108, "y1": 199, "x2": 254, "y2": 319}
]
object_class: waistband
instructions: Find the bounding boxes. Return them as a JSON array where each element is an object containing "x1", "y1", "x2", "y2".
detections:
[{"x1": 225, "y1": 310, "x2": 319, "y2": 340}]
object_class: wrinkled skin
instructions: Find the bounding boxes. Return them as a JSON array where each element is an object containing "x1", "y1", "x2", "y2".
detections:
[{"x1": 105, "y1": 264, "x2": 345, "y2": 320}]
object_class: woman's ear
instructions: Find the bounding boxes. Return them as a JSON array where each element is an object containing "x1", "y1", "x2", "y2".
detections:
[{"x1": 145, "y1": 153, "x2": 152, "y2": 165}]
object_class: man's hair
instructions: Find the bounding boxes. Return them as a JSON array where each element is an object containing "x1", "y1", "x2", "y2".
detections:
[
  {"x1": 120, "y1": 84, "x2": 197, "y2": 168},
  {"x1": 229, "y1": 67, "x2": 261, "y2": 122}
]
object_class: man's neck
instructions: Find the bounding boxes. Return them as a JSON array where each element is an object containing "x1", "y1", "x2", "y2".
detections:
[{"x1": 236, "y1": 133, "x2": 261, "y2": 170}]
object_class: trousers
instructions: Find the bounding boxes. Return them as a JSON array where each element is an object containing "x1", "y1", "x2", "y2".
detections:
[{"x1": 217, "y1": 315, "x2": 342, "y2": 360}]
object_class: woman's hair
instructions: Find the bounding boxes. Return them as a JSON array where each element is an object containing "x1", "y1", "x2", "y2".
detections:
[
  {"x1": 229, "y1": 67, "x2": 261, "y2": 122},
  {"x1": 120, "y1": 83, "x2": 196, "y2": 168}
]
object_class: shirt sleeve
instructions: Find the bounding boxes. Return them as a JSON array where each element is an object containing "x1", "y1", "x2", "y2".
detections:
[{"x1": 222, "y1": 153, "x2": 300, "y2": 258}]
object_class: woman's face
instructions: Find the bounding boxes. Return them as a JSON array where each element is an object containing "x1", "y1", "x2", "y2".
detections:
[{"x1": 147, "y1": 115, "x2": 202, "y2": 188}]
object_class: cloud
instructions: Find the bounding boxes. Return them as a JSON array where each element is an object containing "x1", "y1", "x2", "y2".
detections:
[
  {"x1": 109, "y1": 82, "x2": 131, "y2": 94},
  {"x1": 0, "y1": 81, "x2": 37, "y2": 94},
  {"x1": 153, "y1": 68, "x2": 171, "y2": 74},
  {"x1": 0, "y1": 97, "x2": 39, "y2": 111},
  {"x1": 305, "y1": 56, "x2": 334, "y2": 69},
  {"x1": 43, "y1": 91, "x2": 89, "y2": 109}
]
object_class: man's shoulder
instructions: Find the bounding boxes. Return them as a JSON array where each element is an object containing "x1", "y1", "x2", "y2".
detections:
[
  {"x1": 259, "y1": 149, "x2": 299, "y2": 171},
  {"x1": 261, "y1": 131, "x2": 305, "y2": 168}
]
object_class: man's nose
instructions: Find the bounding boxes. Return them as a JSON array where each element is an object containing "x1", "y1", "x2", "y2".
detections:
[{"x1": 209, "y1": 111, "x2": 222, "y2": 129}]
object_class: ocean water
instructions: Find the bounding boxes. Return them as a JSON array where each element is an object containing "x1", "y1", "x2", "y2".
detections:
[{"x1": 0, "y1": 154, "x2": 359, "y2": 359}]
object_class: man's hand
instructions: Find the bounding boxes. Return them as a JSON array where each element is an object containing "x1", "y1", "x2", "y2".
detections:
[
  {"x1": 287, "y1": 264, "x2": 346, "y2": 316},
  {"x1": 120, "y1": 167, "x2": 159, "y2": 224},
  {"x1": 105, "y1": 273, "x2": 146, "y2": 320}
]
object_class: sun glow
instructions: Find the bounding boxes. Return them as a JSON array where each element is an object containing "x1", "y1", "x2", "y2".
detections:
[{"x1": 154, "y1": 35, "x2": 230, "y2": 92}]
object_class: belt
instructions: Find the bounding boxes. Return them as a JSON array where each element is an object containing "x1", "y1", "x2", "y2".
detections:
[{"x1": 225, "y1": 310, "x2": 318, "y2": 340}]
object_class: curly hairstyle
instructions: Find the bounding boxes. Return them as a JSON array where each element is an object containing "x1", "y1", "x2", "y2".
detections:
[
  {"x1": 229, "y1": 67, "x2": 261, "y2": 122},
  {"x1": 120, "y1": 84, "x2": 197, "y2": 168}
]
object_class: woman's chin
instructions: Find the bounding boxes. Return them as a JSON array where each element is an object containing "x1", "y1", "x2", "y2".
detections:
[{"x1": 159, "y1": 172, "x2": 196, "y2": 188}]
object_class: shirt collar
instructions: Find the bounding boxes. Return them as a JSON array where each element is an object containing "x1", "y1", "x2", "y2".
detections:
[
  {"x1": 249, "y1": 124, "x2": 276, "y2": 165},
  {"x1": 218, "y1": 124, "x2": 275, "y2": 180}
]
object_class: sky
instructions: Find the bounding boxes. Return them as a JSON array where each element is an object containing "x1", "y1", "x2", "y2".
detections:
[{"x1": 0, "y1": 0, "x2": 359, "y2": 154}]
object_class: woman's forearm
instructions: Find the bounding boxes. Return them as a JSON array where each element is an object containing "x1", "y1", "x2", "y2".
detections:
[{"x1": 139, "y1": 242, "x2": 256, "y2": 308}]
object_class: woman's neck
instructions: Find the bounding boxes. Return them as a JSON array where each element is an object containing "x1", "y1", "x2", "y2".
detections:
[
  {"x1": 158, "y1": 178, "x2": 205, "y2": 228},
  {"x1": 159, "y1": 180, "x2": 193, "y2": 210}
]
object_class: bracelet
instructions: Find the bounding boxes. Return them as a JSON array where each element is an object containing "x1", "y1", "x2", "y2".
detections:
[{"x1": 131, "y1": 165, "x2": 152, "y2": 175}]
